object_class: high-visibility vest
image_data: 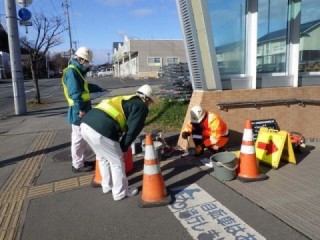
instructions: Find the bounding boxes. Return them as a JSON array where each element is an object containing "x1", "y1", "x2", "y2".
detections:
[
  {"x1": 199, "y1": 112, "x2": 228, "y2": 146},
  {"x1": 61, "y1": 65, "x2": 90, "y2": 106},
  {"x1": 95, "y1": 94, "x2": 137, "y2": 132},
  {"x1": 184, "y1": 112, "x2": 228, "y2": 147}
]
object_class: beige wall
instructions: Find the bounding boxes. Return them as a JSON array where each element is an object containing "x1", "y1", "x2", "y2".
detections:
[
  {"x1": 178, "y1": 86, "x2": 320, "y2": 149},
  {"x1": 131, "y1": 40, "x2": 187, "y2": 73}
]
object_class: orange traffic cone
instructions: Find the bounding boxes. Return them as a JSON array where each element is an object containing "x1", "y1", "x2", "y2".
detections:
[
  {"x1": 237, "y1": 120, "x2": 268, "y2": 182},
  {"x1": 139, "y1": 134, "x2": 172, "y2": 208},
  {"x1": 91, "y1": 160, "x2": 102, "y2": 187}
]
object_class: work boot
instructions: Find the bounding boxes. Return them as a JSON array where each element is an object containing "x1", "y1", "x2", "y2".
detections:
[
  {"x1": 102, "y1": 187, "x2": 112, "y2": 194},
  {"x1": 84, "y1": 161, "x2": 95, "y2": 169},
  {"x1": 193, "y1": 148, "x2": 204, "y2": 157},
  {"x1": 72, "y1": 165, "x2": 94, "y2": 173},
  {"x1": 114, "y1": 187, "x2": 139, "y2": 201},
  {"x1": 127, "y1": 187, "x2": 139, "y2": 197}
]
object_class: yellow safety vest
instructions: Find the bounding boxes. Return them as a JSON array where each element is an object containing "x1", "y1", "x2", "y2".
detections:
[
  {"x1": 95, "y1": 94, "x2": 137, "y2": 132},
  {"x1": 61, "y1": 65, "x2": 90, "y2": 106}
]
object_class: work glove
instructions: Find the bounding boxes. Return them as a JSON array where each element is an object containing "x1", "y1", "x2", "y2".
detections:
[
  {"x1": 181, "y1": 132, "x2": 190, "y2": 139},
  {"x1": 120, "y1": 144, "x2": 128, "y2": 153},
  {"x1": 209, "y1": 136, "x2": 218, "y2": 145},
  {"x1": 195, "y1": 144, "x2": 204, "y2": 155}
]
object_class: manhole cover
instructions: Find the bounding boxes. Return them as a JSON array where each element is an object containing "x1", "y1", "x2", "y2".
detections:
[{"x1": 52, "y1": 149, "x2": 95, "y2": 162}]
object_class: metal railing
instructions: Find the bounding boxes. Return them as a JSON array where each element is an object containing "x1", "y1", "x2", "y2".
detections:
[{"x1": 217, "y1": 98, "x2": 320, "y2": 111}]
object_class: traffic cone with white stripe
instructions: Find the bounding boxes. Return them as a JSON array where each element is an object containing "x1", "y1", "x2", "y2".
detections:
[
  {"x1": 237, "y1": 120, "x2": 268, "y2": 182},
  {"x1": 139, "y1": 134, "x2": 172, "y2": 208}
]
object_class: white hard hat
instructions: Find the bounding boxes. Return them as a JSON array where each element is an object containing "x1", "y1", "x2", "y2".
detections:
[
  {"x1": 136, "y1": 84, "x2": 153, "y2": 100},
  {"x1": 190, "y1": 105, "x2": 206, "y2": 123},
  {"x1": 75, "y1": 46, "x2": 93, "y2": 62}
]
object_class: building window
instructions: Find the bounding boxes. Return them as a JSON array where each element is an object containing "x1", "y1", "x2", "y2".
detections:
[
  {"x1": 166, "y1": 57, "x2": 179, "y2": 65},
  {"x1": 208, "y1": 0, "x2": 246, "y2": 75},
  {"x1": 257, "y1": 0, "x2": 288, "y2": 73},
  {"x1": 299, "y1": 0, "x2": 320, "y2": 73},
  {"x1": 147, "y1": 57, "x2": 161, "y2": 66}
]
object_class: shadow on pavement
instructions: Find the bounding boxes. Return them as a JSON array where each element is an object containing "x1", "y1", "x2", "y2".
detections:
[{"x1": 0, "y1": 142, "x2": 70, "y2": 168}]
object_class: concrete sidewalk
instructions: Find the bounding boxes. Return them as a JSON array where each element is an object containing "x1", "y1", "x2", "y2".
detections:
[{"x1": 0, "y1": 88, "x2": 318, "y2": 239}]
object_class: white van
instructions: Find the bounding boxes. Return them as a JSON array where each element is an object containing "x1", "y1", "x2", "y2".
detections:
[{"x1": 97, "y1": 68, "x2": 113, "y2": 77}]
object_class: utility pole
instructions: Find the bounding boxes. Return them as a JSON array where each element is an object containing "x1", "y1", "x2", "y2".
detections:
[
  {"x1": 62, "y1": 0, "x2": 73, "y2": 56},
  {"x1": 73, "y1": 40, "x2": 78, "y2": 51},
  {"x1": 4, "y1": 0, "x2": 27, "y2": 115}
]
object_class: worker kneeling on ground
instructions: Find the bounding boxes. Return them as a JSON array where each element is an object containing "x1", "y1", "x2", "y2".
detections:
[
  {"x1": 80, "y1": 84, "x2": 154, "y2": 201},
  {"x1": 181, "y1": 105, "x2": 229, "y2": 157}
]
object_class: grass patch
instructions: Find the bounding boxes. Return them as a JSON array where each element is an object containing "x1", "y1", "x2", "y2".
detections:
[
  {"x1": 144, "y1": 97, "x2": 189, "y2": 133},
  {"x1": 27, "y1": 99, "x2": 51, "y2": 109}
]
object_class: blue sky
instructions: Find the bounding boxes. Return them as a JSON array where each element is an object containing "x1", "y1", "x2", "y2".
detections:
[
  {"x1": 2, "y1": 0, "x2": 319, "y2": 64},
  {"x1": 0, "y1": 0, "x2": 183, "y2": 64}
]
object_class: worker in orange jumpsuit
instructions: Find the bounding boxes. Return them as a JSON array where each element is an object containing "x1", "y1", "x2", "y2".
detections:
[{"x1": 181, "y1": 105, "x2": 229, "y2": 156}]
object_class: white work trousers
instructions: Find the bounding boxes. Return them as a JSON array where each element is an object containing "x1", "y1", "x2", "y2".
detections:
[
  {"x1": 80, "y1": 123, "x2": 129, "y2": 200},
  {"x1": 71, "y1": 124, "x2": 87, "y2": 169}
]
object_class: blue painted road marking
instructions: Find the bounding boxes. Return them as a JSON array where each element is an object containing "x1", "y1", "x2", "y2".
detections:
[{"x1": 169, "y1": 183, "x2": 265, "y2": 240}]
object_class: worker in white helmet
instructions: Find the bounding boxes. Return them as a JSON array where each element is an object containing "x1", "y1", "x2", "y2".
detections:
[
  {"x1": 80, "y1": 84, "x2": 154, "y2": 201},
  {"x1": 61, "y1": 46, "x2": 104, "y2": 173},
  {"x1": 181, "y1": 105, "x2": 229, "y2": 157}
]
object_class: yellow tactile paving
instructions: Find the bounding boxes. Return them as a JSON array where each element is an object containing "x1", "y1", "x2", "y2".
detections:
[
  {"x1": 54, "y1": 178, "x2": 80, "y2": 192},
  {"x1": 26, "y1": 175, "x2": 96, "y2": 199},
  {"x1": 27, "y1": 183, "x2": 54, "y2": 198},
  {"x1": 1, "y1": 227, "x2": 15, "y2": 240},
  {"x1": 79, "y1": 174, "x2": 94, "y2": 186},
  {"x1": 0, "y1": 201, "x2": 24, "y2": 239},
  {"x1": 3, "y1": 131, "x2": 56, "y2": 193},
  {"x1": 0, "y1": 189, "x2": 27, "y2": 204},
  {"x1": 0, "y1": 131, "x2": 57, "y2": 239}
]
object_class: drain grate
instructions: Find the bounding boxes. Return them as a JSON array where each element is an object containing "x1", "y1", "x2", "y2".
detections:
[{"x1": 52, "y1": 149, "x2": 94, "y2": 162}]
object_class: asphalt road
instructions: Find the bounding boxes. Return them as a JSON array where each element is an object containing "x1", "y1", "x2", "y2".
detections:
[{"x1": 0, "y1": 76, "x2": 164, "y2": 117}]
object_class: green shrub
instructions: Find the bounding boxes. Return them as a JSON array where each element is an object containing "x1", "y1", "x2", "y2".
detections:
[{"x1": 144, "y1": 98, "x2": 188, "y2": 133}]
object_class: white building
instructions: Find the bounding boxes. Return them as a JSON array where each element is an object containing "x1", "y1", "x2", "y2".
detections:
[{"x1": 112, "y1": 36, "x2": 187, "y2": 78}]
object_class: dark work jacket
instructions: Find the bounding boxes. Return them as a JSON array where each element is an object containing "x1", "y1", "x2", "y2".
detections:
[{"x1": 81, "y1": 96, "x2": 148, "y2": 152}]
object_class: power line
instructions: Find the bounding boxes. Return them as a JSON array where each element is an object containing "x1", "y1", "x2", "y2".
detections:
[{"x1": 49, "y1": 0, "x2": 60, "y2": 15}]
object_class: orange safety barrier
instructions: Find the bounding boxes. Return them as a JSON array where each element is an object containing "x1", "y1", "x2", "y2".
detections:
[{"x1": 237, "y1": 120, "x2": 268, "y2": 182}]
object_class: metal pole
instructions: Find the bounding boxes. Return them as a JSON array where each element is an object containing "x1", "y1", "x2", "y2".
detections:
[{"x1": 4, "y1": 0, "x2": 27, "y2": 115}]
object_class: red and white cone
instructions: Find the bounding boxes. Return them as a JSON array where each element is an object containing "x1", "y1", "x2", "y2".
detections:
[{"x1": 237, "y1": 120, "x2": 268, "y2": 182}]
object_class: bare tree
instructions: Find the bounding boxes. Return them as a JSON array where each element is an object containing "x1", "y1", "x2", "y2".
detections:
[
  {"x1": 20, "y1": 12, "x2": 66, "y2": 104},
  {"x1": 50, "y1": 52, "x2": 69, "y2": 75}
]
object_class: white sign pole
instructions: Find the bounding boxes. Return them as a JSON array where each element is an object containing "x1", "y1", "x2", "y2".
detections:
[{"x1": 5, "y1": 0, "x2": 27, "y2": 115}]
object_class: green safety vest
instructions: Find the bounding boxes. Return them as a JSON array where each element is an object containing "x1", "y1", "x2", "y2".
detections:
[
  {"x1": 61, "y1": 65, "x2": 90, "y2": 106},
  {"x1": 95, "y1": 94, "x2": 137, "y2": 132}
]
